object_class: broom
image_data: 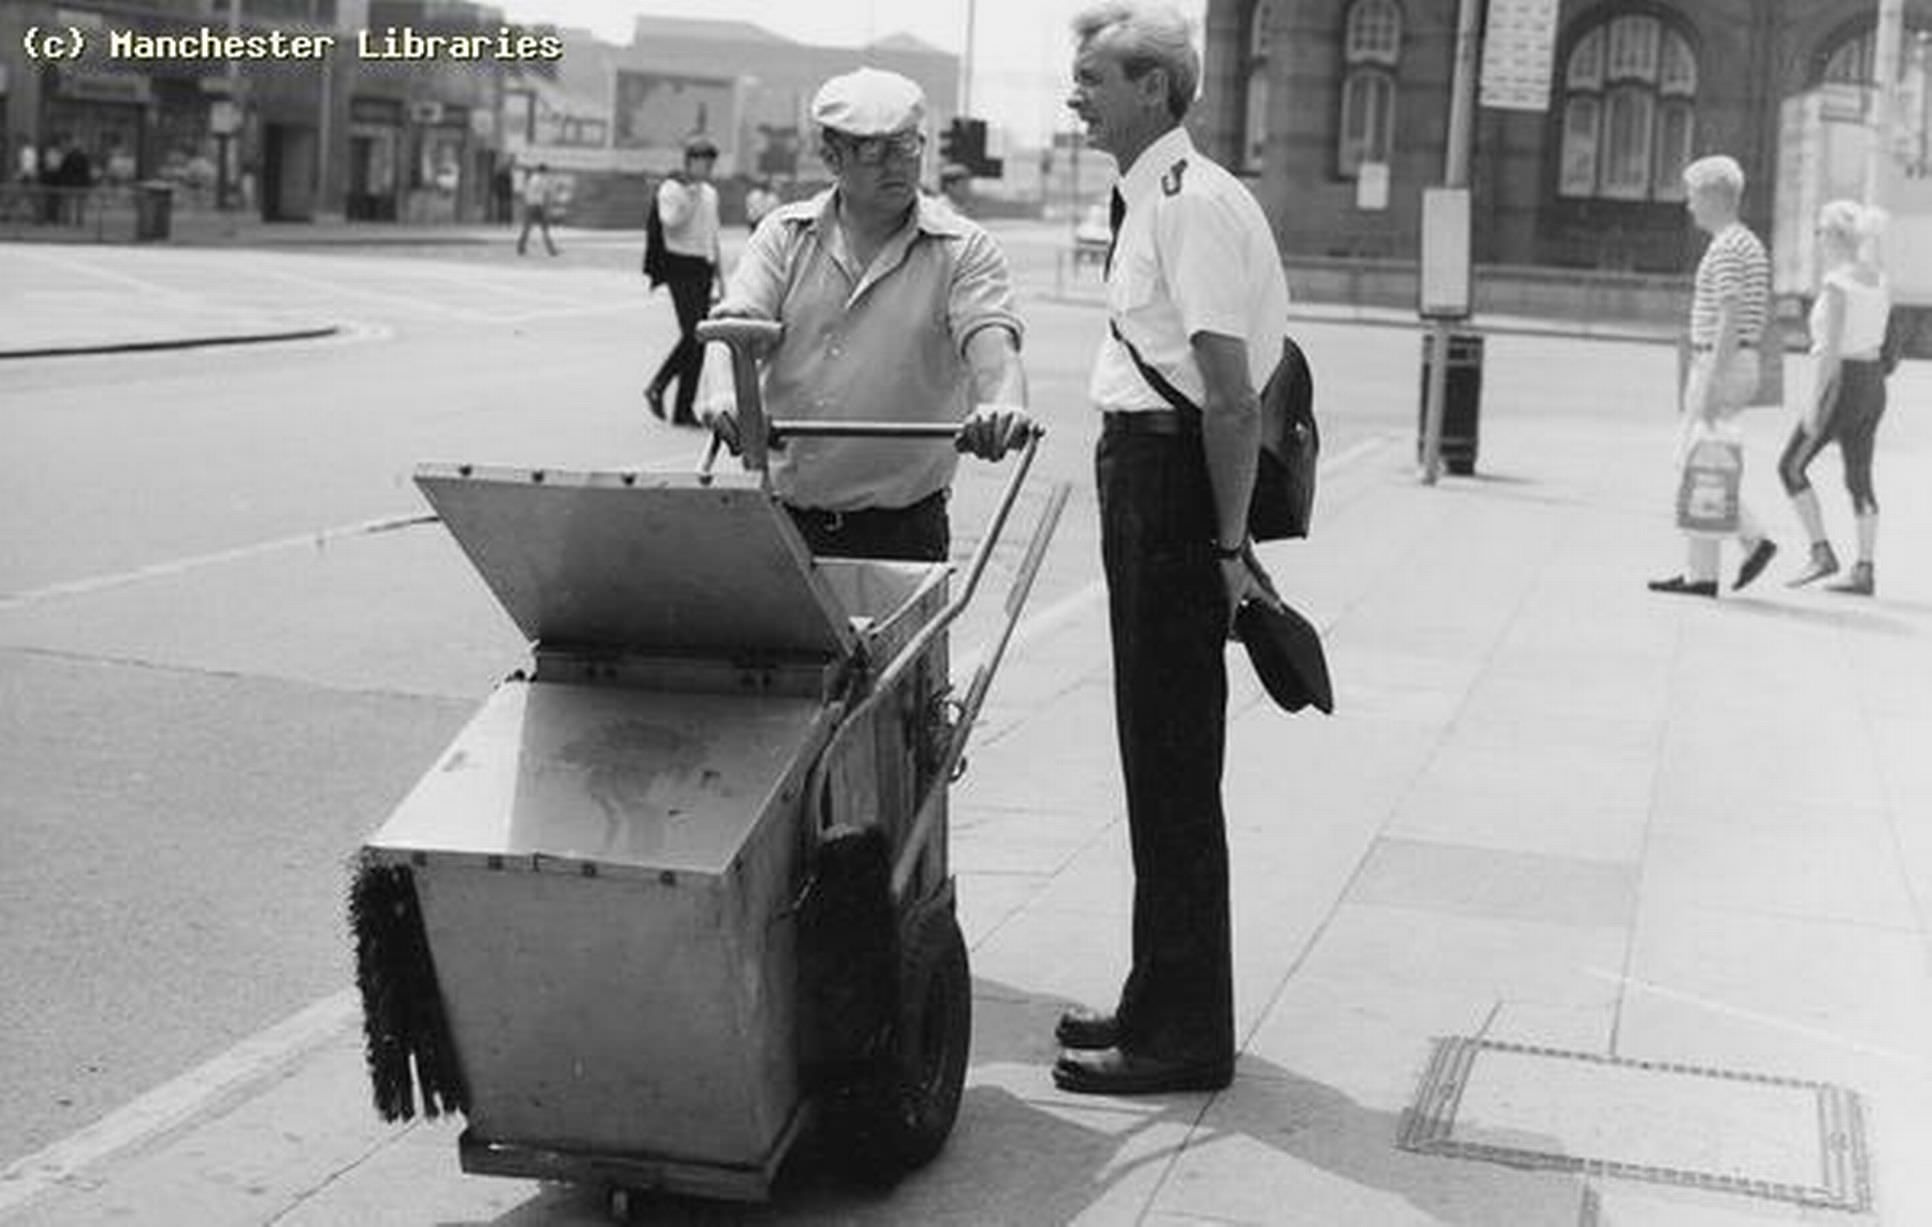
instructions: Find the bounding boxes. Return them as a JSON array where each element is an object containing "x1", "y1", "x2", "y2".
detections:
[{"x1": 347, "y1": 852, "x2": 468, "y2": 1121}]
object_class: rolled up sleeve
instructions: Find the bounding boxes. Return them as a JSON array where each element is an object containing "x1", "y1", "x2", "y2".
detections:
[
  {"x1": 719, "y1": 220, "x2": 793, "y2": 318},
  {"x1": 946, "y1": 230, "x2": 1024, "y2": 356}
]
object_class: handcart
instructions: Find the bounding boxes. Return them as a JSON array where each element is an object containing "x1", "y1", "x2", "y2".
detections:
[{"x1": 350, "y1": 318, "x2": 1068, "y2": 1206}]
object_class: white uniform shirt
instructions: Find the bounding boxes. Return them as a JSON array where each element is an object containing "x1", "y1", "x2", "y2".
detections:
[
  {"x1": 656, "y1": 177, "x2": 721, "y2": 263},
  {"x1": 1090, "y1": 126, "x2": 1290, "y2": 414}
]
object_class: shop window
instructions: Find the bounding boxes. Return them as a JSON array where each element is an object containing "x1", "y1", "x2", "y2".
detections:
[
  {"x1": 1557, "y1": 13, "x2": 1696, "y2": 201},
  {"x1": 1338, "y1": 0, "x2": 1400, "y2": 177}
]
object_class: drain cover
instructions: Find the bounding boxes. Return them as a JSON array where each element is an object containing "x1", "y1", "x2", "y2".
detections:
[{"x1": 1398, "y1": 1037, "x2": 1870, "y2": 1212}]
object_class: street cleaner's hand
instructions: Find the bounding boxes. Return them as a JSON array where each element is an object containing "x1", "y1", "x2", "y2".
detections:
[
  {"x1": 1220, "y1": 541, "x2": 1284, "y2": 640},
  {"x1": 702, "y1": 406, "x2": 742, "y2": 455},
  {"x1": 955, "y1": 403, "x2": 1038, "y2": 461}
]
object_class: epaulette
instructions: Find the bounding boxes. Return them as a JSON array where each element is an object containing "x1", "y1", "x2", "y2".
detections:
[{"x1": 1161, "y1": 159, "x2": 1188, "y2": 196}]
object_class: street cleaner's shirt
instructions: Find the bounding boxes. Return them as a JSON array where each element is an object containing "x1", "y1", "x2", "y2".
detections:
[
  {"x1": 1689, "y1": 222, "x2": 1769, "y2": 349},
  {"x1": 1091, "y1": 125, "x2": 1289, "y2": 414},
  {"x1": 720, "y1": 190, "x2": 1023, "y2": 512}
]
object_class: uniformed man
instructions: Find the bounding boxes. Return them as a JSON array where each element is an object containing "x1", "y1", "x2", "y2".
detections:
[
  {"x1": 1052, "y1": 0, "x2": 1291, "y2": 1096},
  {"x1": 709, "y1": 67, "x2": 1035, "y2": 562}
]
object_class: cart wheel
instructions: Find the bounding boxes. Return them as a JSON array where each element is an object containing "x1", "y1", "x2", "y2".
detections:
[
  {"x1": 816, "y1": 898, "x2": 970, "y2": 1182},
  {"x1": 881, "y1": 901, "x2": 973, "y2": 1171}
]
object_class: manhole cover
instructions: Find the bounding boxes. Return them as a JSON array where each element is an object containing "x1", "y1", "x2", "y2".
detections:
[{"x1": 1398, "y1": 1037, "x2": 1870, "y2": 1212}]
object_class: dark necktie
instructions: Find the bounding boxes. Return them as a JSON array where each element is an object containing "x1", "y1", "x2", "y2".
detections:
[{"x1": 1105, "y1": 187, "x2": 1125, "y2": 278}]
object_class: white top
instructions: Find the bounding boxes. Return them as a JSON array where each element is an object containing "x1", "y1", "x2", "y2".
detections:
[
  {"x1": 1090, "y1": 125, "x2": 1291, "y2": 414},
  {"x1": 656, "y1": 177, "x2": 721, "y2": 263},
  {"x1": 1811, "y1": 267, "x2": 1891, "y2": 358},
  {"x1": 520, "y1": 170, "x2": 553, "y2": 208}
]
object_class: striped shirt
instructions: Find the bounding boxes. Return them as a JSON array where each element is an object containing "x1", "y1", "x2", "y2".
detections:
[{"x1": 1689, "y1": 222, "x2": 1770, "y2": 348}]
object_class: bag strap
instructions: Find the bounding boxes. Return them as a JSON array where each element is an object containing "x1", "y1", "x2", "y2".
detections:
[{"x1": 1109, "y1": 318, "x2": 1201, "y2": 421}]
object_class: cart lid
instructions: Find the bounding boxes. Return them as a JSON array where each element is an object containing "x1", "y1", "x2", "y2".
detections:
[{"x1": 415, "y1": 464, "x2": 856, "y2": 659}]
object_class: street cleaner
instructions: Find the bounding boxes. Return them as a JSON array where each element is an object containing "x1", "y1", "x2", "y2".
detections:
[{"x1": 706, "y1": 67, "x2": 1038, "y2": 562}]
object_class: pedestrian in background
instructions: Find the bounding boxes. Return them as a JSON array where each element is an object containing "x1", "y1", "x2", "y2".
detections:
[
  {"x1": 491, "y1": 161, "x2": 514, "y2": 225},
  {"x1": 1779, "y1": 199, "x2": 1892, "y2": 595},
  {"x1": 709, "y1": 67, "x2": 1034, "y2": 562},
  {"x1": 645, "y1": 136, "x2": 722, "y2": 427},
  {"x1": 744, "y1": 178, "x2": 780, "y2": 231},
  {"x1": 515, "y1": 162, "x2": 558, "y2": 257},
  {"x1": 1052, "y1": 0, "x2": 1289, "y2": 1096},
  {"x1": 1650, "y1": 154, "x2": 1778, "y2": 599}
]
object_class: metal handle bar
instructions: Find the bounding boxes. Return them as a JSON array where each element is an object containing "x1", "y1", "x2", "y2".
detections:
[
  {"x1": 801, "y1": 426, "x2": 1047, "y2": 841},
  {"x1": 889, "y1": 480, "x2": 1071, "y2": 902},
  {"x1": 768, "y1": 421, "x2": 962, "y2": 440}
]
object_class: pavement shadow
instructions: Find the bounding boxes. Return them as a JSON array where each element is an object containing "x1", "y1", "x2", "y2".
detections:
[
  {"x1": 1721, "y1": 596, "x2": 1919, "y2": 637},
  {"x1": 456, "y1": 979, "x2": 1582, "y2": 1225}
]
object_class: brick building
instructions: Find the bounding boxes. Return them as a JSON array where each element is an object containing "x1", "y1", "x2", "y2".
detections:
[{"x1": 1195, "y1": 0, "x2": 1932, "y2": 278}]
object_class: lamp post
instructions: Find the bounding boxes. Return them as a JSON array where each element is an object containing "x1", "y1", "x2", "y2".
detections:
[
  {"x1": 1419, "y1": 0, "x2": 1486, "y2": 485},
  {"x1": 1865, "y1": 0, "x2": 1905, "y2": 209}
]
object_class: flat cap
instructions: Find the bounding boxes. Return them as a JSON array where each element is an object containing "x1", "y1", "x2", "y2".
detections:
[
  {"x1": 812, "y1": 67, "x2": 926, "y2": 137},
  {"x1": 1235, "y1": 598, "x2": 1334, "y2": 716}
]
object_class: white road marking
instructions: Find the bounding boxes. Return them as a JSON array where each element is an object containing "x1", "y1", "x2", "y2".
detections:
[
  {"x1": 4, "y1": 246, "x2": 205, "y2": 307},
  {"x1": 0, "y1": 990, "x2": 357, "y2": 1215},
  {"x1": 0, "y1": 513, "x2": 435, "y2": 611}
]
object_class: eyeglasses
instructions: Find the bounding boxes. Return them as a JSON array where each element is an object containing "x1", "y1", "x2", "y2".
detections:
[{"x1": 836, "y1": 131, "x2": 926, "y2": 165}]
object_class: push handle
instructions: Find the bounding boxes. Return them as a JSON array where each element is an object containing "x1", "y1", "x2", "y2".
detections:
[{"x1": 695, "y1": 318, "x2": 783, "y2": 475}]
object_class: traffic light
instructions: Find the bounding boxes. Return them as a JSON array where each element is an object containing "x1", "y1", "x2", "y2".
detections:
[
  {"x1": 939, "y1": 118, "x2": 1003, "y2": 179},
  {"x1": 940, "y1": 118, "x2": 967, "y2": 165}
]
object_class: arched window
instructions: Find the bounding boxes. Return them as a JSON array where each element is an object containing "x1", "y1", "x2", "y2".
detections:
[
  {"x1": 1816, "y1": 21, "x2": 1932, "y2": 85},
  {"x1": 1339, "y1": 0, "x2": 1400, "y2": 177},
  {"x1": 1245, "y1": 1, "x2": 1272, "y2": 171},
  {"x1": 1557, "y1": 13, "x2": 1697, "y2": 202}
]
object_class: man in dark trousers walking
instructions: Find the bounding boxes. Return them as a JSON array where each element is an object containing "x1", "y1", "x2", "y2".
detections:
[
  {"x1": 1052, "y1": 0, "x2": 1291, "y2": 1096},
  {"x1": 645, "y1": 136, "x2": 722, "y2": 427}
]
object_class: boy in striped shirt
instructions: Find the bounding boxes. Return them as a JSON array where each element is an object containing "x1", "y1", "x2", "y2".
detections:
[{"x1": 1650, "y1": 155, "x2": 1779, "y2": 598}]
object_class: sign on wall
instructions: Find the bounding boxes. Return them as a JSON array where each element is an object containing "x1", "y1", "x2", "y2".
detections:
[
  {"x1": 1420, "y1": 187, "x2": 1472, "y2": 318},
  {"x1": 1480, "y1": 0, "x2": 1560, "y2": 112},
  {"x1": 1356, "y1": 161, "x2": 1390, "y2": 211},
  {"x1": 613, "y1": 70, "x2": 738, "y2": 168}
]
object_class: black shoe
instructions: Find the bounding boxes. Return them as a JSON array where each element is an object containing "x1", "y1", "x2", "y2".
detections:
[
  {"x1": 645, "y1": 385, "x2": 667, "y2": 421},
  {"x1": 1734, "y1": 538, "x2": 1778, "y2": 591},
  {"x1": 1053, "y1": 1047, "x2": 1233, "y2": 1096},
  {"x1": 1647, "y1": 575, "x2": 1718, "y2": 598},
  {"x1": 1054, "y1": 1007, "x2": 1118, "y2": 1051}
]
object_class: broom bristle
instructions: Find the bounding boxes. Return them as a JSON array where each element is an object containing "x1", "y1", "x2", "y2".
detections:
[{"x1": 348, "y1": 854, "x2": 468, "y2": 1122}]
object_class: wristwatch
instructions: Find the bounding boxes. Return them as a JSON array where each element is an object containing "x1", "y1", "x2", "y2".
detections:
[{"x1": 1213, "y1": 541, "x2": 1245, "y2": 560}]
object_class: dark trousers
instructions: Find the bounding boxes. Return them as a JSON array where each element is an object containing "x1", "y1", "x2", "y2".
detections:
[
  {"x1": 649, "y1": 255, "x2": 715, "y2": 424},
  {"x1": 1778, "y1": 359, "x2": 1887, "y2": 515},
  {"x1": 783, "y1": 489, "x2": 950, "y2": 562},
  {"x1": 515, "y1": 203, "x2": 555, "y2": 255},
  {"x1": 1096, "y1": 427, "x2": 1234, "y2": 1063}
]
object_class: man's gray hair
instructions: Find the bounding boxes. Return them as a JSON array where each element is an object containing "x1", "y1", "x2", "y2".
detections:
[
  {"x1": 1072, "y1": 2, "x2": 1200, "y2": 120},
  {"x1": 1682, "y1": 155, "x2": 1744, "y2": 199}
]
